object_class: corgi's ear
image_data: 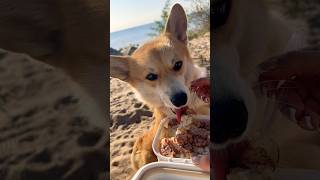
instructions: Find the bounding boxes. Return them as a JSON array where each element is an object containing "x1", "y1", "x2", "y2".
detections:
[
  {"x1": 110, "y1": 56, "x2": 131, "y2": 81},
  {"x1": 165, "y1": 4, "x2": 188, "y2": 44}
]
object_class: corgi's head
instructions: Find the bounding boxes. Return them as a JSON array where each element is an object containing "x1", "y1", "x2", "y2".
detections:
[
  {"x1": 212, "y1": 0, "x2": 300, "y2": 147},
  {"x1": 111, "y1": 4, "x2": 204, "y2": 110},
  {"x1": 212, "y1": 0, "x2": 256, "y2": 147}
]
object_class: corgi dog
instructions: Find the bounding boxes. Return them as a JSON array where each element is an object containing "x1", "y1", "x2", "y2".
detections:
[
  {"x1": 214, "y1": 0, "x2": 320, "y2": 178},
  {"x1": 212, "y1": 0, "x2": 300, "y2": 148},
  {"x1": 110, "y1": 4, "x2": 209, "y2": 170}
]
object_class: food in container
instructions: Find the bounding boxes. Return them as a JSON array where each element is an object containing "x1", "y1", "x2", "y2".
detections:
[{"x1": 160, "y1": 115, "x2": 210, "y2": 159}]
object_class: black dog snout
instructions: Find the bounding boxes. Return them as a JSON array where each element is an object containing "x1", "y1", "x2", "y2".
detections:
[
  {"x1": 212, "y1": 98, "x2": 248, "y2": 144},
  {"x1": 170, "y1": 92, "x2": 187, "y2": 107}
]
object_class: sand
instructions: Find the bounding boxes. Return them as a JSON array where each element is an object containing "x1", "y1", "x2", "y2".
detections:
[
  {"x1": 0, "y1": 49, "x2": 107, "y2": 180},
  {"x1": 109, "y1": 33, "x2": 210, "y2": 180}
]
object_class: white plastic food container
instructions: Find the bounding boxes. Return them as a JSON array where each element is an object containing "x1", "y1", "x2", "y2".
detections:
[
  {"x1": 131, "y1": 161, "x2": 210, "y2": 180},
  {"x1": 152, "y1": 115, "x2": 210, "y2": 164},
  {"x1": 132, "y1": 115, "x2": 211, "y2": 180},
  {"x1": 131, "y1": 163, "x2": 320, "y2": 180}
]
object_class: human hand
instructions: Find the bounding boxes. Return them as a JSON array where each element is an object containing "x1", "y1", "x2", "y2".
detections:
[
  {"x1": 258, "y1": 48, "x2": 320, "y2": 131},
  {"x1": 192, "y1": 154, "x2": 210, "y2": 172}
]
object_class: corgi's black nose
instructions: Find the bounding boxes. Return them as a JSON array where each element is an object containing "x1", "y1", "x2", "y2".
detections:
[
  {"x1": 171, "y1": 92, "x2": 187, "y2": 107},
  {"x1": 212, "y1": 98, "x2": 248, "y2": 144}
]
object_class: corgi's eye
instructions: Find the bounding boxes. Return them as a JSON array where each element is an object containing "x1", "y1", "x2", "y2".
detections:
[
  {"x1": 146, "y1": 73, "x2": 158, "y2": 81},
  {"x1": 173, "y1": 61, "x2": 183, "y2": 71}
]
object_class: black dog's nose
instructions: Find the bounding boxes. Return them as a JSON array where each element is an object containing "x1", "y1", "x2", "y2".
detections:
[
  {"x1": 212, "y1": 98, "x2": 248, "y2": 144},
  {"x1": 171, "y1": 92, "x2": 187, "y2": 107}
]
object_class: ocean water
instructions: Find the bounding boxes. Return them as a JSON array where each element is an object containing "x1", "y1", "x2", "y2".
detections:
[{"x1": 110, "y1": 23, "x2": 155, "y2": 50}]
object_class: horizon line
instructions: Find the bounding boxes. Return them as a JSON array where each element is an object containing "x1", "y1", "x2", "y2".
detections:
[{"x1": 110, "y1": 19, "x2": 160, "y2": 33}]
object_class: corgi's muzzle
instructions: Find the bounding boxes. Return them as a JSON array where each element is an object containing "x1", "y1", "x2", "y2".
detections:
[{"x1": 212, "y1": 97, "x2": 248, "y2": 145}]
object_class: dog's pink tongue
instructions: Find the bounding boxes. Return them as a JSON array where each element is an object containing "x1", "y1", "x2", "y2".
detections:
[
  {"x1": 175, "y1": 108, "x2": 183, "y2": 123},
  {"x1": 175, "y1": 107, "x2": 188, "y2": 123}
]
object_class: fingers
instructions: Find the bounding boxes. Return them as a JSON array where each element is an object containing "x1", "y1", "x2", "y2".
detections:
[
  {"x1": 310, "y1": 82, "x2": 320, "y2": 100},
  {"x1": 280, "y1": 106, "x2": 303, "y2": 124},
  {"x1": 192, "y1": 155, "x2": 210, "y2": 172},
  {"x1": 309, "y1": 111, "x2": 320, "y2": 131},
  {"x1": 260, "y1": 78, "x2": 299, "y2": 99},
  {"x1": 198, "y1": 90, "x2": 210, "y2": 103},
  {"x1": 304, "y1": 98, "x2": 320, "y2": 115},
  {"x1": 295, "y1": 111, "x2": 320, "y2": 131},
  {"x1": 259, "y1": 68, "x2": 296, "y2": 82},
  {"x1": 277, "y1": 88, "x2": 304, "y2": 110},
  {"x1": 258, "y1": 50, "x2": 320, "y2": 80},
  {"x1": 258, "y1": 48, "x2": 320, "y2": 132},
  {"x1": 280, "y1": 99, "x2": 320, "y2": 131},
  {"x1": 301, "y1": 100, "x2": 320, "y2": 131},
  {"x1": 190, "y1": 77, "x2": 210, "y2": 103}
]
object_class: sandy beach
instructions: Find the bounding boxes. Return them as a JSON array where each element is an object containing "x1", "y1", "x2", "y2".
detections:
[{"x1": 0, "y1": 49, "x2": 107, "y2": 180}]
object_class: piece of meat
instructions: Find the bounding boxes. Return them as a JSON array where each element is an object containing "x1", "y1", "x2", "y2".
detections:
[
  {"x1": 160, "y1": 137, "x2": 193, "y2": 158},
  {"x1": 160, "y1": 77, "x2": 211, "y2": 158},
  {"x1": 173, "y1": 77, "x2": 210, "y2": 124},
  {"x1": 193, "y1": 119, "x2": 210, "y2": 130},
  {"x1": 237, "y1": 143, "x2": 276, "y2": 170},
  {"x1": 160, "y1": 138, "x2": 176, "y2": 157},
  {"x1": 190, "y1": 77, "x2": 210, "y2": 103},
  {"x1": 193, "y1": 135, "x2": 209, "y2": 147},
  {"x1": 189, "y1": 127, "x2": 209, "y2": 139},
  {"x1": 176, "y1": 132, "x2": 193, "y2": 145}
]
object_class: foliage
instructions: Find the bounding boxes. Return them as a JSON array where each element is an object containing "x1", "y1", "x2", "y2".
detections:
[
  {"x1": 149, "y1": 0, "x2": 210, "y2": 40},
  {"x1": 148, "y1": 0, "x2": 172, "y2": 37},
  {"x1": 188, "y1": 0, "x2": 210, "y2": 33}
]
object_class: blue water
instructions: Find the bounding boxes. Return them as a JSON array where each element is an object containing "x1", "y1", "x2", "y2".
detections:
[{"x1": 110, "y1": 23, "x2": 155, "y2": 50}]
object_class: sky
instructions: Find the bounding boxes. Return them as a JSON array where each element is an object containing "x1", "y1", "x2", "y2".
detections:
[{"x1": 110, "y1": 0, "x2": 192, "y2": 32}]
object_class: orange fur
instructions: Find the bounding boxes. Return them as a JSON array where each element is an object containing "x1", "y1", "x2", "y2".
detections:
[{"x1": 131, "y1": 109, "x2": 164, "y2": 170}]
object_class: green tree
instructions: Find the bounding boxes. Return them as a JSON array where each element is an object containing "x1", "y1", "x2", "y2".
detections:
[
  {"x1": 149, "y1": 0, "x2": 210, "y2": 39},
  {"x1": 188, "y1": 0, "x2": 210, "y2": 32},
  {"x1": 148, "y1": 0, "x2": 172, "y2": 37}
]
